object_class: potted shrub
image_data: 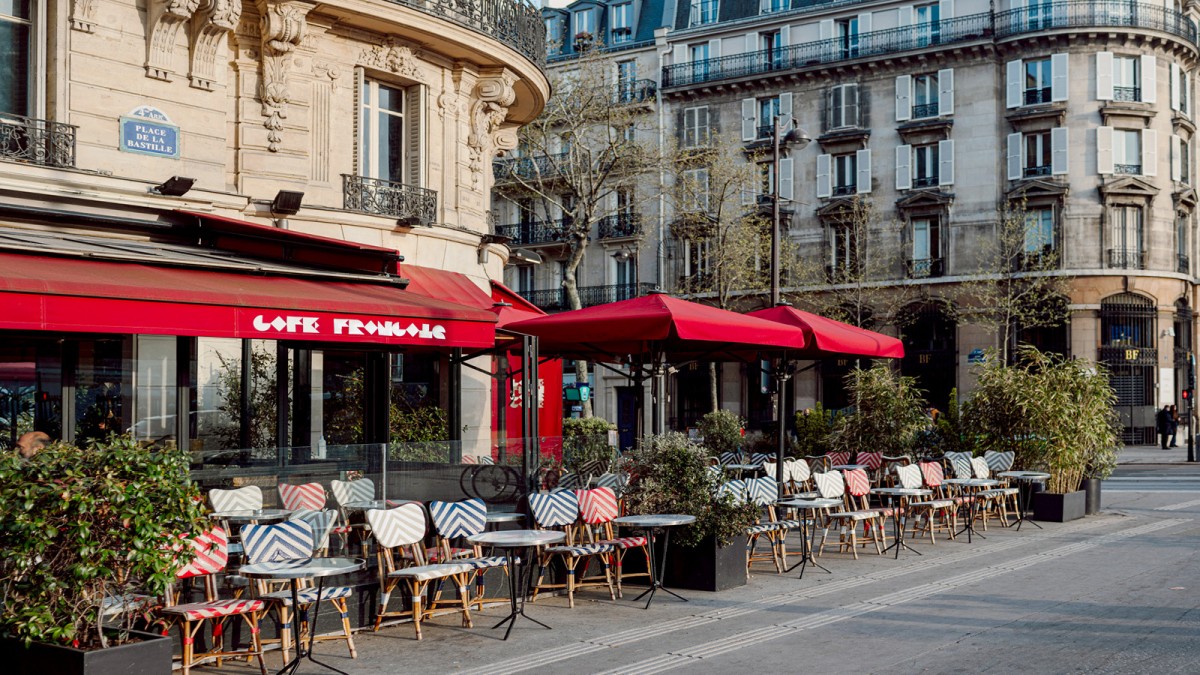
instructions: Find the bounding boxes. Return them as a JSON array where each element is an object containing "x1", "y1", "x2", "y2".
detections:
[
  {"x1": 0, "y1": 436, "x2": 209, "y2": 674},
  {"x1": 561, "y1": 416, "x2": 617, "y2": 475},
  {"x1": 831, "y1": 364, "x2": 928, "y2": 459},
  {"x1": 793, "y1": 403, "x2": 836, "y2": 458},
  {"x1": 621, "y1": 432, "x2": 758, "y2": 591},
  {"x1": 697, "y1": 410, "x2": 745, "y2": 459}
]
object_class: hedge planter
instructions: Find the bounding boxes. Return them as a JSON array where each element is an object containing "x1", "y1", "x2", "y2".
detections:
[
  {"x1": 1082, "y1": 478, "x2": 1103, "y2": 515},
  {"x1": 0, "y1": 630, "x2": 172, "y2": 675},
  {"x1": 663, "y1": 535, "x2": 747, "y2": 592},
  {"x1": 1032, "y1": 490, "x2": 1087, "y2": 523}
]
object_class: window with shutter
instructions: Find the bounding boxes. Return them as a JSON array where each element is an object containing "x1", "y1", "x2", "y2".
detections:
[
  {"x1": 1113, "y1": 56, "x2": 1140, "y2": 102},
  {"x1": 913, "y1": 143, "x2": 939, "y2": 187},
  {"x1": 912, "y1": 73, "x2": 939, "y2": 119},
  {"x1": 828, "y1": 83, "x2": 860, "y2": 129},
  {"x1": 832, "y1": 153, "x2": 857, "y2": 196},
  {"x1": 1023, "y1": 131, "x2": 1051, "y2": 177},
  {"x1": 683, "y1": 106, "x2": 710, "y2": 147},
  {"x1": 1024, "y1": 57, "x2": 1052, "y2": 105},
  {"x1": 1113, "y1": 129, "x2": 1141, "y2": 175},
  {"x1": 915, "y1": 4, "x2": 939, "y2": 47}
]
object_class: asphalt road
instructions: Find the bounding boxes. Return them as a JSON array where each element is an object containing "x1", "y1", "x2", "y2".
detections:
[{"x1": 217, "y1": 465, "x2": 1200, "y2": 674}]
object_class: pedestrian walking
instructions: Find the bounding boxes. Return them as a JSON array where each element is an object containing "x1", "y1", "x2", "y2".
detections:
[
  {"x1": 1157, "y1": 405, "x2": 1173, "y2": 449},
  {"x1": 1169, "y1": 404, "x2": 1180, "y2": 448}
]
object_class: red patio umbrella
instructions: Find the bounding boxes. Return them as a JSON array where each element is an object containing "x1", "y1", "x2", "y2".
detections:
[{"x1": 747, "y1": 305, "x2": 904, "y2": 359}]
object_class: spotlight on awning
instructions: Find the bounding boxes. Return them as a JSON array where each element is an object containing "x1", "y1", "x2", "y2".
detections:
[
  {"x1": 271, "y1": 190, "x2": 304, "y2": 215},
  {"x1": 150, "y1": 176, "x2": 196, "y2": 197}
]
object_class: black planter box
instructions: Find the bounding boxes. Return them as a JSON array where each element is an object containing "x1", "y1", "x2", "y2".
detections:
[
  {"x1": 662, "y1": 535, "x2": 747, "y2": 592},
  {"x1": 1082, "y1": 478, "x2": 1102, "y2": 515},
  {"x1": 1032, "y1": 490, "x2": 1087, "y2": 523},
  {"x1": 0, "y1": 630, "x2": 171, "y2": 675}
]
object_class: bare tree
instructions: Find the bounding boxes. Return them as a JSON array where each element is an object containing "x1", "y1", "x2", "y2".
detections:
[
  {"x1": 958, "y1": 199, "x2": 1072, "y2": 363},
  {"x1": 494, "y1": 43, "x2": 659, "y2": 417}
]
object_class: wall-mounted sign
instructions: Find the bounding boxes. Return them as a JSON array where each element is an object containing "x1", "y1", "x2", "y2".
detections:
[
  {"x1": 968, "y1": 348, "x2": 986, "y2": 364},
  {"x1": 119, "y1": 106, "x2": 180, "y2": 159}
]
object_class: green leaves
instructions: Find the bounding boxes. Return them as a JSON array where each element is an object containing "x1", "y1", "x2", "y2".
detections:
[
  {"x1": 831, "y1": 365, "x2": 929, "y2": 458},
  {"x1": 697, "y1": 410, "x2": 746, "y2": 457},
  {"x1": 0, "y1": 436, "x2": 208, "y2": 648}
]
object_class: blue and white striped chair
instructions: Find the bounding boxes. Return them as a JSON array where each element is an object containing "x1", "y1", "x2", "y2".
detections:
[
  {"x1": 529, "y1": 490, "x2": 616, "y2": 608},
  {"x1": 429, "y1": 498, "x2": 511, "y2": 610},
  {"x1": 741, "y1": 477, "x2": 796, "y2": 577},
  {"x1": 367, "y1": 504, "x2": 473, "y2": 640},
  {"x1": 241, "y1": 520, "x2": 356, "y2": 665},
  {"x1": 973, "y1": 456, "x2": 1018, "y2": 529},
  {"x1": 287, "y1": 508, "x2": 339, "y2": 555},
  {"x1": 944, "y1": 451, "x2": 975, "y2": 479}
]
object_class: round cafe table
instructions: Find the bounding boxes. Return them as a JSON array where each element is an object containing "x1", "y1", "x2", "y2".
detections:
[
  {"x1": 871, "y1": 487, "x2": 932, "y2": 558},
  {"x1": 775, "y1": 498, "x2": 840, "y2": 578},
  {"x1": 944, "y1": 478, "x2": 1000, "y2": 542},
  {"x1": 240, "y1": 557, "x2": 365, "y2": 675},
  {"x1": 485, "y1": 512, "x2": 525, "y2": 528},
  {"x1": 613, "y1": 514, "x2": 696, "y2": 609},
  {"x1": 998, "y1": 471, "x2": 1051, "y2": 531},
  {"x1": 466, "y1": 530, "x2": 565, "y2": 640}
]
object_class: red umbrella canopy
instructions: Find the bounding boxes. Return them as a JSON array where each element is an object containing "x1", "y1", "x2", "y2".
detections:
[
  {"x1": 505, "y1": 293, "x2": 808, "y2": 361},
  {"x1": 748, "y1": 306, "x2": 904, "y2": 359}
]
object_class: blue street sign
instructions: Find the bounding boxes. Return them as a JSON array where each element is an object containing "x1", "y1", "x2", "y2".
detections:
[{"x1": 120, "y1": 106, "x2": 180, "y2": 159}]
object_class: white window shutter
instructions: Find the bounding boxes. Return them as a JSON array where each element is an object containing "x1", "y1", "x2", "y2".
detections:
[
  {"x1": 858, "y1": 13, "x2": 872, "y2": 33},
  {"x1": 1172, "y1": 134, "x2": 1183, "y2": 181},
  {"x1": 780, "y1": 157, "x2": 794, "y2": 201},
  {"x1": 779, "y1": 92, "x2": 793, "y2": 118},
  {"x1": 847, "y1": 84, "x2": 860, "y2": 126},
  {"x1": 1143, "y1": 128, "x2": 1158, "y2": 176},
  {"x1": 856, "y1": 149, "x2": 872, "y2": 194},
  {"x1": 938, "y1": 68, "x2": 954, "y2": 116},
  {"x1": 1051, "y1": 127, "x2": 1069, "y2": 175},
  {"x1": 1051, "y1": 53, "x2": 1069, "y2": 102},
  {"x1": 1007, "y1": 59, "x2": 1023, "y2": 108},
  {"x1": 898, "y1": 5, "x2": 913, "y2": 26},
  {"x1": 779, "y1": 26, "x2": 789, "y2": 48},
  {"x1": 741, "y1": 98, "x2": 757, "y2": 142},
  {"x1": 1141, "y1": 54, "x2": 1157, "y2": 104},
  {"x1": 406, "y1": 85, "x2": 426, "y2": 188},
  {"x1": 938, "y1": 139, "x2": 954, "y2": 186},
  {"x1": 709, "y1": 39, "x2": 721, "y2": 58},
  {"x1": 1097, "y1": 126, "x2": 1114, "y2": 175},
  {"x1": 819, "y1": 19, "x2": 834, "y2": 40},
  {"x1": 1171, "y1": 62, "x2": 1182, "y2": 111},
  {"x1": 939, "y1": 0, "x2": 954, "y2": 19},
  {"x1": 896, "y1": 74, "x2": 912, "y2": 121},
  {"x1": 672, "y1": 44, "x2": 688, "y2": 65},
  {"x1": 745, "y1": 33, "x2": 757, "y2": 55},
  {"x1": 1007, "y1": 132, "x2": 1023, "y2": 180},
  {"x1": 1096, "y1": 52, "x2": 1114, "y2": 100},
  {"x1": 817, "y1": 154, "x2": 832, "y2": 198},
  {"x1": 896, "y1": 144, "x2": 912, "y2": 190}
]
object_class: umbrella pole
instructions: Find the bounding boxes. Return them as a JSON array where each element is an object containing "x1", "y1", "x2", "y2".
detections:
[
  {"x1": 775, "y1": 353, "x2": 791, "y2": 499},
  {"x1": 632, "y1": 357, "x2": 645, "y2": 446}
]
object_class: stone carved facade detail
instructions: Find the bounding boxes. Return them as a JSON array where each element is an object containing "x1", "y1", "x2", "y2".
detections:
[
  {"x1": 358, "y1": 39, "x2": 423, "y2": 81},
  {"x1": 71, "y1": 0, "x2": 97, "y2": 32},
  {"x1": 189, "y1": 0, "x2": 241, "y2": 90},
  {"x1": 257, "y1": 0, "x2": 313, "y2": 152},
  {"x1": 312, "y1": 60, "x2": 342, "y2": 88},
  {"x1": 467, "y1": 70, "x2": 517, "y2": 187},
  {"x1": 146, "y1": 0, "x2": 200, "y2": 80}
]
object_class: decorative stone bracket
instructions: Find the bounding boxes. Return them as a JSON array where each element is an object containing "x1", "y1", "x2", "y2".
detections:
[
  {"x1": 258, "y1": 0, "x2": 315, "y2": 152},
  {"x1": 467, "y1": 69, "x2": 518, "y2": 187},
  {"x1": 145, "y1": 0, "x2": 241, "y2": 89}
]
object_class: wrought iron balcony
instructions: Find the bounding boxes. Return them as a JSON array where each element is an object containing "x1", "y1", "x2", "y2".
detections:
[
  {"x1": 615, "y1": 79, "x2": 657, "y2": 104},
  {"x1": 1024, "y1": 165, "x2": 1052, "y2": 178},
  {"x1": 1179, "y1": 254, "x2": 1190, "y2": 274},
  {"x1": 664, "y1": 2, "x2": 1198, "y2": 90},
  {"x1": 495, "y1": 219, "x2": 572, "y2": 246},
  {"x1": 912, "y1": 102, "x2": 939, "y2": 119},
  {"x1": 913, "y1": 175, "x2": 939, "y2": 188},
  {"x1": 0, "y1": 115, "x2": 77, "y2": 168},
  {"x1": 342, "y1": 174, "x2": 437, "y2": 225},
  {"x1": 493, "y1": 152, "x2": 569, "y2": 182},
  {"x1": 832, "y1": 184, "x2": 856, "y2": 197},
  {"x1": 1115, "y1": 164, "x2": 1143, "y2": 175},
  {"x1": 1108, "y1": 247, "x2": 1145, "y2": 269},
  {"x1": 384, "y1": 0, "x2": 545, "y2": 67},
  {"x1": 598, "y1": 213, "x2": 642, "y2": 239},
  {"x1": 1113, "y1": 86, "x2": 1142, "y2": 102},
  {"x1": 1015, "y1": 246, "x2": 1060, "y2": 271},
  {"x1": 756, "y1": 124, "x2": 775, "y2": 140},
  {"x1": 521, "y1": 282, "x2": 656, "y2": 311},
  {"x1": 907, "y1": 257, "x2": 945, "y2": 279}
]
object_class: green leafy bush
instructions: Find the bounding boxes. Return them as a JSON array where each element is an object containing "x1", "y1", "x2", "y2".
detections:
[
  {"x1": 622, "y1": 432, "x2": 758, "y2": 547},
  {"x1": 561, "y1": 417, "x2": 616, "y2": 473},
  {"x1": 793, "y1": 403, "x2": 836, "y2": 457},
  {"x1": 697, "y1": 409, "x2": 745, "y2": 457},
  {"x1": 831, "y1": 364, "x2": 928, "y2": 457},
  {"x1": 0, "y1": 436, "x2": 208, "y2": 648}
]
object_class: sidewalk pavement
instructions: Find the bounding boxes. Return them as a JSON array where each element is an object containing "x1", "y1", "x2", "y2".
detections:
[{"x1": 1118, "y1": 443, "x2": 1198, "y2": 464}]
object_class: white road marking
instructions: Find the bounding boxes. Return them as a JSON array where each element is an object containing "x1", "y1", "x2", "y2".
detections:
[{"x1": 1154, "y1": 498, "x2": 1200, "y2": 511}]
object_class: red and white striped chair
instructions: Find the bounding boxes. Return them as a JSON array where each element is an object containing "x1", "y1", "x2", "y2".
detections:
[
  {"x1": 898, "y1": 464, "x2": 956, "y2": 544},
  {"x1": 529, "y1": 490, "x2": 617, "y2": 608},
  {"x1": 159, "y1": 528, "x2": 266, "y2": 675},
  {"x1": 278, "y1": 482, "x2": 326, "y2": 510},
  {"x1": 579, "y1": 487, "x2": 650, "y2": 598},
  {"x1": 820, "y1": 469, "x2": 885, "y2": 559},
  {"x1": 826, "y1": 451, "x2": 851, "y2": 468},
  {"x1": 856, "y1": 451, "x2": 884, "y2": 484}
]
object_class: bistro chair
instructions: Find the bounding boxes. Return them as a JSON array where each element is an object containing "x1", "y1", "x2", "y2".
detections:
[
  {"x1": 428, "y1": 498, "x2": 511, "y2": 611},
  {"x1": 984, "y1": 450, "x2": 1016, "y2": 473},
  {"x1": 919, "y1": 460, "x2": 964, "y2": 536},
  {"x1": 367, "y1": 504, "x2": 474, "y2": 640},
  {"x1": 159, "y1": 527, "x2": 267, "y2": 675},
  {"x1": 897, "y1": 464, "x2": 955, "y2": 544},
  {"x1": 278, "y1": 482, "x2": 327, "y2": 511},
  {"x1": 330, "y1": 478, "x2": 380, "y2": 556},
  {"x1": 578, "y1": 487, "x2": 650, "y2": 598},
  {"x1": 529, "y1": 490, "x2": 617, "y2": 608},
  {"x1": 742, "y1": 477, "x2": 795, "y2": 577},
  {"x1": 943, "y1": 451, "x2": 975, "y2": 480},
  {"x1": 288, "y1": 508, "x2": 339, "y2": 555},
  {"x1": 241, "y1": 520, "x2": 356, "y2": 665},
  {"x1": 750, "y1": 452, "x2": 771, "y2": 467},
  {"x1": 972, "y1": 457, "x2": 1018, "y2": 528},
  {"x1": 788, "y1": 458, "x2": 814, "y2": 494},
  {"x1": 208, "y1": 485, "x2": 264, "y2": 556},
  {"x1": 820, "y1": 470, "x2": 885, "y2": 559},
  {"x1": 856, "y1": 451, "x2": 884, "y2": 484},
  {"x1": 826, "y1": 451, "x2": 851, "y2": 467}
]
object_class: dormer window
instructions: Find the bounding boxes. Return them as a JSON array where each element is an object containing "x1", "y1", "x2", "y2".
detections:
[
  {"x1": 688, "y1": 0, "x2": 718, "y2": 27},
  {"x1": 544, "y1": 17, "x2": 562, "y2": 50},
  {"x1": 612, "y1": 3, "x2": 633, "y2": 43},
  {"x1": 573, "y1": 8, "x2": 595, "y2": 39}
]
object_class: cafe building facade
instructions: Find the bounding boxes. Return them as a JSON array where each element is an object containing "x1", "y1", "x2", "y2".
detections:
[{"x1": 0, "y1": 0, "x2": 551, "y2": 497}]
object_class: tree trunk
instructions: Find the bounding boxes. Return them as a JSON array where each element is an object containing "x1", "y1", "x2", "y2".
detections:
[
  {"x1": 709, "y1": 362, "x2": 719, "y2": 412},
  {"x1": 564, "y1": 222, "x2": 592, "y2": 417}
]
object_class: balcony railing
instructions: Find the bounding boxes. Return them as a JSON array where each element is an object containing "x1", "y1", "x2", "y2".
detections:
[
  {"x1": 493, "y1": 152, "x2": 569, "y2": 182},
  {"x1": 1115, "y1": 163, "x2": 1142, "y2": 175},
  {"x1": 0, "y1": 115, "x2": 77, "y2": 168},
  {"x1": 1016, "y1": 246, "x2": 1060, "y2": 271},
  {"x1": 342, "y1": 174, "x2": 438, "y2": 225},
  {"x1": 1108, "y1": 247, "x2": 1145, "y2": 269},
  {"x1": 907, "y1": 257, "x2": 945, "y2": 279},
  {"x1": 912, "y1": 102, "x2": 939, "y2": 119},
  {"x1": 664, "y1": 2, "x2": 1198, "y2": 90},
  {"x1": 1113, "y1": 86, "x2": 1142, "y2": 102},
  {"x1": 615, "y1": 79, "x2": 657, "y2": 104},
  {"x1": 598, "y1": 213, "x2": 642, "y2": 239},
  {"x1": 1024, "y1": 165, "x2": 1052, "y2": 178},
  {"x1": 521, "y1": 282, "x2": 656, "y2": 311},
  {"x1": 1179, "y1": 254, "x2": 1190, "y2": 274},
  {"x1": 756, "y1": 124, "x2": 775, "y2": 140},
  {"x1": 385, "y1": 0, "x2": 545, "y2": 67},
  {"x1": 1024, "y1": 87, "x2": 1053, "y2": 105},
  {"x1": 913, "y1": 175, "x2": 939, "y2": 188},
  {"x1": 495, "y1": 219, "x2": 572, "y2": 246},
  {"x1": 833, "y1": 184, "x2": 856, "y2": 197}
]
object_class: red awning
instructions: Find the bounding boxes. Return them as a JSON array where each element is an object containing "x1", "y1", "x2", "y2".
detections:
[
  {"x1": 0, "y1": 253, "x2": 496, "y2": 348},
  {"x1": 748, "y1": 306, "x2": 905, "y2": 359},
  {"x1": 401, "y1": 265, "x2": 495, "y2": 310},
  {"x1": 490, "y1": 281, "x2": 546, "y2": 329}
]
